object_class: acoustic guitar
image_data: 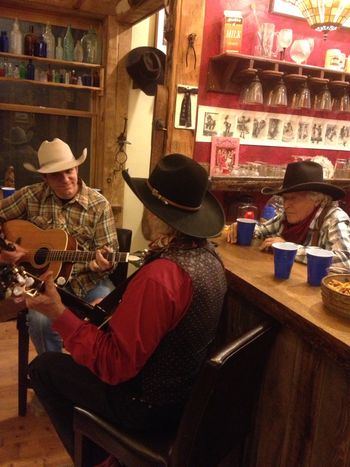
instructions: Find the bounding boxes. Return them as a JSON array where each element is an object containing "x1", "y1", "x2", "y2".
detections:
[{"x1": 2, "y1": 220, "x2": 129, "y2": 285}]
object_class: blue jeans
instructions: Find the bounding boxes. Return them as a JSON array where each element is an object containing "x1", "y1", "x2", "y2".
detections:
[{"x1": 27, "y1": 278, "x2": 114, "y2": 354}]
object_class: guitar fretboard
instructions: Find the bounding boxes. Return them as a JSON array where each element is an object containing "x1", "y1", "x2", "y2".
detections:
[{"x1": 44, "y1": 251, "x2": 129, "y2": 264}]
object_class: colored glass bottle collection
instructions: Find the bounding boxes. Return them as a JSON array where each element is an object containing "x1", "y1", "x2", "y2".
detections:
[{"x1": 0, "y1": 19, "x2": 101, "y2": 88}]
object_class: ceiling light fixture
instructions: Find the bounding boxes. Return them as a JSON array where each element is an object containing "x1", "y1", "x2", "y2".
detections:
[{"x1": 295, "y1": 0, "x2": 350, "y2": 39}]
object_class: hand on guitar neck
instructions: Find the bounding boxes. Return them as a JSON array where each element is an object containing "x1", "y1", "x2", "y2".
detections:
[
  {"x1": 0, "y1": 236, "x2": 27, "y2": 265},
  {"x1": 24, "y1": 271, "x2": 66, "y2": 321}
]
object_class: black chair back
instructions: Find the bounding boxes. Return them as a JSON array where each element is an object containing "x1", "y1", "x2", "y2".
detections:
[
  {"x1": 74, "y1": 320, "x2": 277, "y2": 467},
  {"x1": 170, "y1": 320, "x2": 276, "y2": 467}
]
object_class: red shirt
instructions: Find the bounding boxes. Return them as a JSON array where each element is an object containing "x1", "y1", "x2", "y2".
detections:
[{"x1": 53, "y1": 259, "x2": 192, "y2": 385}]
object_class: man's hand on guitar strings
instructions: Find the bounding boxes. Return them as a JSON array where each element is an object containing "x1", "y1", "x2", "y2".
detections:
[
  {"x1": 24, "y1": 271, "x2": 66, "y2": 320},
  {"x1": 89, "y1": 247, "x2": 114, "y2": 273}
]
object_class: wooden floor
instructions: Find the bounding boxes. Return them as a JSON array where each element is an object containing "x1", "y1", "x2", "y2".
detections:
[{"x1": 0, "y1": 320, "x2": 73, "y2": 467}]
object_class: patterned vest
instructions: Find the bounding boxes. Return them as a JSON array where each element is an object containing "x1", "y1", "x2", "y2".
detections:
[{"x1": 121, "y1": 242, "x2": 227, "y2": 407}]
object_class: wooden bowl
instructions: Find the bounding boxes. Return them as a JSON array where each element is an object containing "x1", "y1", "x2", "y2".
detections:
[{"x1": 321, "y1": 274, "x2": 350, "y2": 318}]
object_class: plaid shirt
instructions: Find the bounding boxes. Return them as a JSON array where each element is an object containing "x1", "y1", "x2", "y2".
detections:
[
  {"x1": 255, "y1": 204, "x2": 350, "y2": 274},
  {"x1": 0, "y1": 180, "x2": 118, "y2": 297}
]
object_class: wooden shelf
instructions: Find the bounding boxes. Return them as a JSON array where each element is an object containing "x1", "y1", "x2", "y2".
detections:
[
  {"x1": 207, "y1": 52, "x2": 350, "y2": 94},
  {"x1": 0, "y1": 51, "x2": 102, "y2": 69},
  {"x1": 0, "y1": 76, "x2": 101, "y2": 91},
  {"x1": 0, "y1": 52, "x2": 104, "y2": 92},
  {"x1": 210, "y1": 176, "x2": 350, "y2": 192}
]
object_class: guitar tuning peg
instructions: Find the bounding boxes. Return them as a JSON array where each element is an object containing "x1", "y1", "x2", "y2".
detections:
[
  {"x1": 13, "y1": 285, "x2": 24, "y2": 297},
  {"x1": 16, "y1": 273, "x2": 26, "y2": 285},
  {"x1": 25, "y1": 276, "x2": 35, "y2": 287}
]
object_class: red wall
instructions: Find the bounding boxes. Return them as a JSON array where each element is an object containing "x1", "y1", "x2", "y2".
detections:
[{"x1": 194, "y1": 0, "x2": 350, "y2": 167}]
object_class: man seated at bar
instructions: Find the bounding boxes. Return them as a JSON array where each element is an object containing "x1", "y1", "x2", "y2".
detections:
[
  {"x1": 227, "y1": 160, "x2": 350, "y2": 273},
  {"x1": 23, "y1": 154, "x2": 227, "y2": 465}
]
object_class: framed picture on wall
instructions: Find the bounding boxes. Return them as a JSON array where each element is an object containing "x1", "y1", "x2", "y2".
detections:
[
  {"x1": 269, "y1": 0, "x2": 303, "y2": 19},
  {"x1": 210, "y1": 136, "x2": 240, "y2": 176}
]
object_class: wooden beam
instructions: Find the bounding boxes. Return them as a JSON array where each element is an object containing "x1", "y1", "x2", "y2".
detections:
[
  {"x1": 115, "y1": 0, "x2": 164, "y2": 25},
  {"x1": 163, "y1": 0, "x2": 205, "y2": 159}
]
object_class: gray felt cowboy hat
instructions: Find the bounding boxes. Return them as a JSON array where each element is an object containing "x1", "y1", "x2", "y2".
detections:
[
  {"x1": 23, "y1": 138, "x2": 87, "y2": 174},
  {"x1": 4, "y1": 126, "x2": 33, "y2": 145},
  {"x1": 123, "y1": 154, "x2": 225, "y2": 238},
  {"x1": 261, "y1": 160, "x2": 345, "y2": 200}
]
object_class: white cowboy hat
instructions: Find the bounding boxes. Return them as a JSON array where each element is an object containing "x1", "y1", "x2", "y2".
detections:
[{"x1": 23, "y1": 138, "x2": 87, "y2": 174}]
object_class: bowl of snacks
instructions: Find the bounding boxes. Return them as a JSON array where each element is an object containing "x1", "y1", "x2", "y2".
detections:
[{"x1": 321, "y1": 274, "x2": 350, "y2": 318}]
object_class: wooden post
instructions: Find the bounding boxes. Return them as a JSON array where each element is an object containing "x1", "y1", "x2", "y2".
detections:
[{"x1": 162, "y1": 0, "x2": 205, "y2": 158}]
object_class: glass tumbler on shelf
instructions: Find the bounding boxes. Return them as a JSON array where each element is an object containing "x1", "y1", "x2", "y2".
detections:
[
  {"x1": 314, "y1": 84, "x2": 332, "y2": 111},
  {"x1": 297, "y1": 81, "x2": 311, "y2": 109},
  {"x1": 270, "y1": 78, "x2": 288, "y2": 107},
  {"x1": 242, "y1": 74, "x2": 264, "y2": 105},
  {"x1": 260, "y1": 22, "x2": 275, "y2": 58}
]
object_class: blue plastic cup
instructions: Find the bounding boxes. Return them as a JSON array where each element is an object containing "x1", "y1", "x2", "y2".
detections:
[
  {"x1": 307, "y1": 249, "x2": 334, "y2": 286},
  {"x1": 1, "y1": 186, "x2": 15, "y2": 198},
  {"x1": 236, "y1": 218, "x2": 257, "y2": 246},
  {"x1": 272, "y1": 242, "x2": 298, "y2": 279}
]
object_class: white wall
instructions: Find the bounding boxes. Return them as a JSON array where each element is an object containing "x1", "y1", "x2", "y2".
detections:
[{"x1": 123, "y1": 17, "x2": 155, "y2": 254}]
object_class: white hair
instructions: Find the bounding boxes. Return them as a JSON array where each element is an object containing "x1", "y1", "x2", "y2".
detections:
[{"x1": 307, "y1": 191, "x2": 334, "y2": 207}]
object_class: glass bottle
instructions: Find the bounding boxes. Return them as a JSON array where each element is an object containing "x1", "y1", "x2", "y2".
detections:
[
  {"x1": 10, "y1": 19, "x2": 23, "y2": 55},
  {"x1": 24, "y1": 26, "x2": 37, "y2": 56},
  {"x1": 26, "y1": 59, "x2": 35, "y2": 80},
  {"x1": 47, "y1": 64, "x2": 53, "y2": 82},
  {"x1": 55, "y1": 37, "x2": 63, "y2": 60},
  {"x1": 13, "y1": 64, "x2": 20, "y2": 78},
  {"x1": 0, "y1": 59, "x2": 5, "y2": 77},
  {"x1": 81, "y1": 27, "x2": 98, "y2": 63},
  {"x1": 19, "y1": 61, "x2": 26, "y2": 79},
  {"x1": 6, "y1": 61, "x2": 14, "y2": 77},
  {"x1": 34, "y1": 34, "x2": 47, "y2": 57},
  {"x1": 70, "y1": 69, "x2": 78, "y2": 84},
  {"x1": 74, "y1": 39, "x2": 83, "y2": 62},
  {"x1": 0, "y1": 31, "x2": 9, "y2": 52},
  {"x1": 63, "y1": 25, "x2": 74, "y2": 61},
  {"x1": 43, "y1": 23, "x2": 55, "y2": 59}
]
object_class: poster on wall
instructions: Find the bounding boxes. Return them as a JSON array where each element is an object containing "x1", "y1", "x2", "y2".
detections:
[
  {"x1": 210, "y1": 136, "x2": 240, "y2": 176},
  {"x1": 196, "y1": 105, "x2": 350, "y2": 152}
]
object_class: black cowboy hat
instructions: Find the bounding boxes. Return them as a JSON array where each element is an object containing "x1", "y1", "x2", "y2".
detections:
[
  {"x1": 126, "y1": 46, "x2": 166, "y2": 96},
  {"x1": 122, "y1": 154, "x2": 225, "y2": 238},
  {"x1": 261, "y1": 160, "x2": 345, "y2": 200}
]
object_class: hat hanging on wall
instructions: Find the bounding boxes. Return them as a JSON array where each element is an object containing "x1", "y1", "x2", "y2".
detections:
[{"x1": 126, "y1": 46, "x2": 166, "y2": 96}]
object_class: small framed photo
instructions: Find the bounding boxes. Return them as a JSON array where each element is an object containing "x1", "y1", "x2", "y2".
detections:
[
  {"x1": 269, "y1": 0, "x2": 303, "y2": 19},
  {"x1": 210, "y1": 136, "x2": 240, "y2": 176}
]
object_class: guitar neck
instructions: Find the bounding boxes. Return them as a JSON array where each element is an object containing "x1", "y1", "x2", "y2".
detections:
[{"x1": 46, "y1": 251, "x2": 129, "y2": 264}]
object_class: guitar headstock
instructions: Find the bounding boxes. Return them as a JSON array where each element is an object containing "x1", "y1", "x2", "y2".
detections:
[{"x1": 0, "y1": 264, "x2": 43, "y2": 300}]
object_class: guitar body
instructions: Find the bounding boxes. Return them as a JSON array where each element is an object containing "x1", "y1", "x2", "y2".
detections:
[{"x1": 3, "y1": 220, "x2": 76, "y2": 282}]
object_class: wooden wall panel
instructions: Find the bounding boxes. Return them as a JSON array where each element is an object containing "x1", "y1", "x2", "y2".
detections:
[{"x1": 162, "y1": 0, "x2": 205, "y2": 159}]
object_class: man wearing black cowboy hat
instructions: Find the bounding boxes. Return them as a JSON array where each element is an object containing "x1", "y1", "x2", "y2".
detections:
[
  {"x1": 227, "y1": 160, "x2": 350, "y2": 274},
  {"x1": 24, "y1": 154, "x2": 227, "y2": 465}
]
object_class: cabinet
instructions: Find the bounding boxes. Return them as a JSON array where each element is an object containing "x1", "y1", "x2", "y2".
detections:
[{"x1": 207, "y1": 52, "x2": 350, "y2": 95}]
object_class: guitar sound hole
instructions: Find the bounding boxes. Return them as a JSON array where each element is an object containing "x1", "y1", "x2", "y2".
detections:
[{"x1": 34, "y1": 248, "x2": 49, "y2": 265}]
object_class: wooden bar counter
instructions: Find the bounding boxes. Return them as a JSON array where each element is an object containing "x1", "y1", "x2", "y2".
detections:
[{"x1": 215, "y1": 235, "x2": 350, "y2": 467}]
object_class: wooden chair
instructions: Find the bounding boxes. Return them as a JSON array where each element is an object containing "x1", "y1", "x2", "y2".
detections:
[
  {"x1": 73, "y1": 319, "x2": 277, "y2": 467},
  {"x1": 16, "y1": 227, "x2": 133, "y2": 416}
]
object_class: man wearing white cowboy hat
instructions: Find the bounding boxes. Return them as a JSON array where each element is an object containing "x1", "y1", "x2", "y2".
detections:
[
  {"x1": 0, "y1": 138, "x2": 118, "y2": 354},
  {"x1": 22, "y1": 154, "x2": 227, "y2": 465},
  {"x1": 227, "y1": 160, "x2": 350, "y2": 273}
]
